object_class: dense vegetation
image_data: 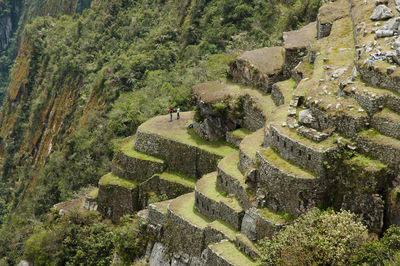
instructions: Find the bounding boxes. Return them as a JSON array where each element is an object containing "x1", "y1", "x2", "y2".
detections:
[
  {"x1": 0, "y1": 0, "x2": 323, "y2": 264},
  {"x1": 258, "y1": 209, "x2": 400, "y2": 265}
]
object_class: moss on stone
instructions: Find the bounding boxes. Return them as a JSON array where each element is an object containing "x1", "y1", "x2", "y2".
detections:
[
  {"x1": 230, "y1": 128, "x2": 252, "y2": 140},
  {"x1": 159, "y1": 171, "x2": 197, "y2": 189},
  {"x1": 150, "y1": 199, "x2": 172, "y2": 215},
  {"x1": 196, "y1": 172, "x2": 243, "y2": 212},
  {"x1": 359, "y1": 129, "x2": 400, "y2": 150},
  {"x1": 208, "y1": 219, "x2": 238, "y2": 241},
  {"x1": 169, "y1": 193, "x2": 211, "y2": 228},
  {"x1": 120, "y1": 136, "x2": 164, "y2": 163},
  {"x1": 87, "y1": 188, "x2": 99, "y2": 199},
  {"x1": 99, "y1": 172, "x2": 138, "y2": 189},
  {"x1": 260, "y1": 147, "x2": 317, "y2": 179},
  {"x1": 138, "y1": 112, "x2": 237, "y2": 157},
  {"x1": 211, "y1": 240, "x2": 256, "y2": 266},
  {"x1": 258, "y1": 207, "x2": 293, "y2": 224}
]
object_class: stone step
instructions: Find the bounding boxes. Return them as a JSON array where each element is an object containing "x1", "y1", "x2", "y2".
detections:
[
  {"x1": 112, "y1": 136, "x2": 165, "y2": 182},
  {"x1": 371, "y1": 108, "x2": 400, "y2": 140},
  {"x1": 134, "y1": 111, "x2": 237, "y2": 178},
  {"x1": 195, "y1": 172, "x2": 244, "y2": 231},
  {"x1": 266, "y1": 123, "x2": 337, "y2": 177},
  {"x1": 256, "y1": 148, "x2": 325, "y2": 217},
  {"x1": 235, "y1": 233, "x2": 261, "y2": 260},
  {"x1": 241, "y1": 207, "x2": 289, "y2": 242},
  {"x1": 97, "y1": 172, "x2": 139, "y2": 222},
  {"x1": 204, "y1": 240, "x2": 257, "y2": 266},
  {"x1": 229, "y1": 47, "x2": 287, "y2": 93},
  {"x1": 226, "y1": 128, "x2": 252, "y2": 148},
  {"x1": 165, "y1": 192, "x2": 211, "y2": 256},
  {"x1": 217, "y1": 152, "x2": 252, "y2": 209},
  {"x1": 356, "y1": 129, "x2": 400, "y2": 169},
  {"x1": 271, "y1": 79, "x2": 297, "y2": 106},
  {"x1": 238, "y1": 128, "x2": 265, "y2": 174}
]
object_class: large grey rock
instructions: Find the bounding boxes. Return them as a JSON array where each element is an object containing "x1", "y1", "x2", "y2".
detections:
[
  {"x1": 150, "y1": 242, "x2": 170, "y2": 266},
  {"x1": 370, "y1": 5, "x2": 393, "y2": 21},
  {"x1": 17, "y1": 261, "x2": 31, "y2": 266},
  {"x1": 299, "y1": 109, "x2": 315, "y2": 124}
]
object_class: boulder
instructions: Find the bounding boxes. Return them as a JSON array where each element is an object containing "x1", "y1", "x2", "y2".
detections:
[
  {"x1": 299, "y1": 109, "x2": 315, "y2": 124},
  {"x1": 370, "y1": 5, "x2": 393, "y2": 21},
  {"x1": 150, "y1": 242, "x2": 171, "y2": 266}
]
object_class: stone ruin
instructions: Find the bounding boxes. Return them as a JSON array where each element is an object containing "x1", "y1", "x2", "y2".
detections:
[{"x1": 80, "y1": 0, "x2": 400, "y2": 264}]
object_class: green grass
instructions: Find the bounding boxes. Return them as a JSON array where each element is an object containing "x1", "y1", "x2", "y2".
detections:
[
  {"x1": 149, "y1": 199, "x2": 172, "y2": 215},
  {"x1": 375, "y1": 108, "x2": 400, "y2": 124},
  {"x1": 359, "y1": 129, "x2": 400, "y2": 150},
  {"x1": 87, "y1": 188, "x2": 98, "y2": 199},
  {"x1": 211, "y1": 240, "x2": 256, "y2": 266},
  {"x1": 169, "y1": 193, "x2": 211, "y2": 228},
  {"x1": 120, "y1": 136, "x2": 164, "y2": 163},
  {"x1": 138, "y1": 112, "x2": 237, "y2": 157},
  {"x1": 218, "y1": 152, "x2": 246, "y2": 185},
  {"x1": 258, "y1": 207, "x2": 293, "y2": 224},
  {"x1": 345, "y1": 154, "x2": 387, "y2": 172},
  {"x1": 196, "y1": 172, "x2": 243, "y2": 212},
  {"x1": 99, "y1": 172, "x2": 138, "y2": 189},
  {"x1": 272, "y1": 124, "x2": 337, "y2": 151},
  {"x1": 230, "y1": 128, "x2": 252, "y2": 140},
  {"x1": 274, "y1": 78, "x2": 297, "y2": 105},
  {"x1": 159, "y1": 171, "x2": 197, "y2": 189},
  {"x1": 239, "y1": 128, "x2": 265, "y2": 160},
  {"x1": 208, "y1": 219, "x2": 238, "y2": 241},
  {"x1": 260, "y1": 147, "x2": 317, "y2": 179}
]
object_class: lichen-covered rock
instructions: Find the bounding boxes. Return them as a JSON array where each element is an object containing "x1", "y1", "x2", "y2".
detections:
[
  {"x1": 149, "y1": 242, "x2": 170, "y2": 266},
  {"x1": 370, "y1": 5, "x2": 393, "y2": 21}
]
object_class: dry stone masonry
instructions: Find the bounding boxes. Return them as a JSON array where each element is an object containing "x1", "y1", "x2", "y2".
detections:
[{"x1": 90, "y1": 0, "x2": 400, "y2": 264}]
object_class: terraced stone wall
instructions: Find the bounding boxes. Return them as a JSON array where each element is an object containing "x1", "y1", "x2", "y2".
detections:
[
  {"x1": 267, "y1": 125, "x2": 333, "y2": 176},
  {"x1": 97, "y1": 184, "x2": 139, "y2": 222},
  {"x1": 256, "y1": 152, "x2": 326, "y2": 217},
  {"x1": 135, "y1": 131, "x2": 222, "y2": 178},
  {"x1": 241, "y1": 208, "x2": 283, "y2": 241}
]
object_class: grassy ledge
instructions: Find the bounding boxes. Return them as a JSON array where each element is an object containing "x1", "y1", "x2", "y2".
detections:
[
  {"x1": 345, "y1": 154, "x2": 387, "y2": 172},
  {"x1": 218, "y1": 152, "x2": 246, "y2": 185},
  {"x1": 196, "y1": 172, "x2": 243, "y2": 212},
  {"x1": 211, "y1": 240, "x2": 256, "y2": 266},
  {"x1": 359, "y1": 129, "x2": 400, "y2": 150},
  {"x1": 99, "y1": 172, "x2": 138, "y2": 189},
  {"x1": 260, "y1": 147, "x2": 317, "y2": 179},
  {"x1": 120, "y1": 136, "x2": 164, "y2": 163},
  {"x1": 149, "y1": 199, "x2": 172, "y2": 215},
  {"x1": 208, "y1": 219, "x2": 238, "y2": 241},
  {"x1": 138, "y1": 112, "x2": 237, "y2": 157},
  {"x1": 87, "y1": 188, "x2": 99, "y2": 198},
  {"x1": 258, "y1": 207, "x2": 293, "y2": 224},
  {"x1": 169, "y1": 193, "x2": 211, "y2": 228},
  {"x1": 230, "y1": 128, "x2": 252, "y2": 140},
  {"x1": 158, "y1": 171, "x2": 197, "y2": 189}
]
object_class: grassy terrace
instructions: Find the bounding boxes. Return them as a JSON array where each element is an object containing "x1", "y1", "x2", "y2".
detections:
[
  {"x1": 208, "y1": 219, "x2": 238, "y2": 241},
  {"x1": 260, "y1": 147, "x2": 317, "y2": 179},
  {"x1": 158, "y1": 171, "x2": 197, "y2": 189},
  {"x1": 218, "y1": 152, "x2": 246, "y2": 186},
  {"x1": 358, "y1": 129, "x2": 400, "y2": 149},
  {"x1": 345, "y1": 154, "x2": 387, "y2": 172},
  {"x1": 258, "y1": 207, "x2": 293, "y2": 224},
  {"x1": 239, "y1": 128, "x2": 265, "y2": 161},
  {"x1": 230, "y1": 128, "x2": 252, "y2": 140},
  {"x1": 196, "y1": 172, "x2": 243, "y2": 212},
  {"x1": 137, "y1": 112, "x2": 237, "y2": 157},
  {"x1": 169, "y1": 192, "x2": 211, "y2": 228},
  {"x1": 272, "y1": 123, "x2": 337, "y2": 151},
  {"x1": 99, "y1": 172, "x2": 138, "y2": 189},
  {"x1": 149, "y1": 199, "x2": 172, "y2": 215},
  {"x1": 273, "y1": 78, "x2": 297, "y2": 105},
  {"x1": 119, "y1": 136, "x2": 164, "y2": 163},
  {"x1": 210, "y1": 240, "x2": 256, "y2": 266},
  {"x1": 374, "y1": 108, "x2": 400, "y2": 124}
]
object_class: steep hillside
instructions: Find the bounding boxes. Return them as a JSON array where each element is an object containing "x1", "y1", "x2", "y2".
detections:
[
  {"x1": 0, "y1": 0, "x2": 321, "y2": 263},
  {"x1": 0, "y1": 0, "x2": 92, "y2": 105}
]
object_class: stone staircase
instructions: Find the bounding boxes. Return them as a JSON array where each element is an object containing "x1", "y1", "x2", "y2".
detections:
[{"x1": 88, "y1": 0, "x2": 400, "y2": 263}]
